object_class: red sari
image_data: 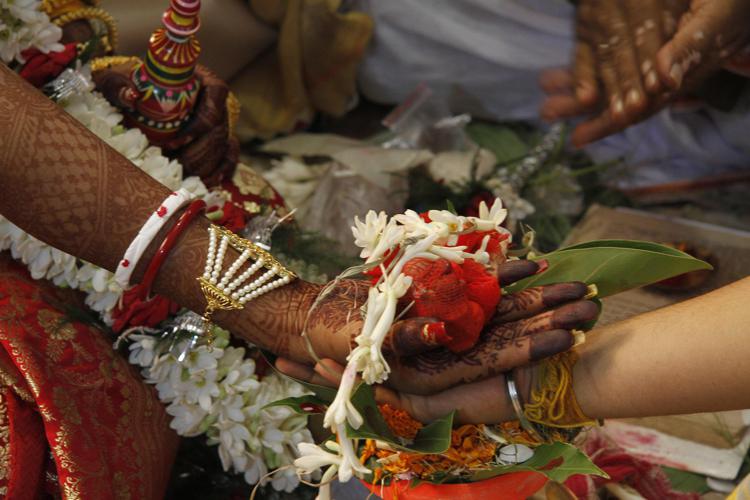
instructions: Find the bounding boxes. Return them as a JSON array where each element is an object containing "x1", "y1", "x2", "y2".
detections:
[{"x1": 0, "y1": 254, "x2": 178, "y2": 499}]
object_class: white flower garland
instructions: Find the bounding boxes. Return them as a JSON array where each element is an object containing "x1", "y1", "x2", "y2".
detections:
[
  {"x1": 129, "y1": 322, "x2": 315, "y2": 492},
  {"x1": 295, "y1": 199, "x2": 512, "y2": 497},
  {"x1": 0, "y1": 0, "x2": 63, "y2": 64}
]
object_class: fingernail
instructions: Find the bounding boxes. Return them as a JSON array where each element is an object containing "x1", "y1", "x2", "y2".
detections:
[
  {"x1": 645, "y1": 70, "x2": 659, "y2": 89},
  {"x1": 584, "y1": 284, "x2": 598, "y2": 300},
  {"x1": 551, "y1": 301, "x2": 599, "y2": 329},
  {"x1": 498, "y1": 260, "x2": 540, "y2": 286},
  {"x1": 669, "y1": 63, "x2": 683, "y2": 87},
  {"x1": 641, "y1": 60, "x2": 652, "y2": 74},
  {"x1": 572, "y1": 329, "x2": 587, "y2": 347},
  {"x1": 611, "y1": 96, "x2": 624, "y2": 115},
  {"x1": 530, "y1": 329, "x2": 574, "y2": 361},
  {"x1": 626, "y1": 89, "x2": 642, "y2": 107}
]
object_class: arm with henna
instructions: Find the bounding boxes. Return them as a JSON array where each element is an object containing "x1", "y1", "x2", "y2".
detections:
[{"x1": 0, "y1": 65, "x2": 597, "y2": 395}]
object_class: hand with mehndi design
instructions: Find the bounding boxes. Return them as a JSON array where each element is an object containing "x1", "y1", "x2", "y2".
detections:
[
  {"x1": 540, "y1": 0, "x2": 750, "y2": 147},
  {"x1": 277, "y1": 259, "x2": 598, "y2": 396},
  {"x1": 92, "y1": 63, "x2": 238, "y2": 183},
  {"x1": 541, "y1": 0, "x2": 689, "y2": 147}
]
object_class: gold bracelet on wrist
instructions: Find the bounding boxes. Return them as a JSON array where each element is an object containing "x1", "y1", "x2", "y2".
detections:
[{"x1": 197, "y1": 225, "x2": 296, "y2": 344}]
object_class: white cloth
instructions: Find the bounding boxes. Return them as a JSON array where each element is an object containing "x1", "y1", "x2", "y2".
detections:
[{"x1": 352, "y1": 0, "x2": 750, "y2": 187}]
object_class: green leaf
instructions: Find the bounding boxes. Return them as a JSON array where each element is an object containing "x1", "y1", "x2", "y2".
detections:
[
  {"x1": 505, "y1": 240, "x2": 712, "y2": 297},
  {"x1": 466, "y1": 123, "x2": 528, "y2": 165},
  {"x1": 470, "y1": 442, "x2": 608, "y2": 483},
  {"x1": 263, "y1": 394, "x2": 329, "y2": 414},
  {"x1": 661, "y1": 466, "x2": 711, "y2": 494},
  {"x1": 345, "y1": 384, "x2": 455, "y2": 454}
]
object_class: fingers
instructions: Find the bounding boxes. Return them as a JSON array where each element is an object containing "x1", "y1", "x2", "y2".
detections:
[
  {"x1": 491, "y1": 300, "x2": 599, "y2": 343},
  {"x1": 389, "y1": 300, "x2": 598, "y2": 395},
  {"x1": 598, "y1": 3, "x2": 648, "y2": 123},
  {"x1": 378, "y1": 375, "x2": 508, "y2": 425},
  {"x1": 496, "y1": 259, "x2": 548, "y2": 286},
  {"x1": 382, "y1": 318, "x2": 451, "y2": 357},
  {"x1": 541, "y1": 94, "x2": 597, "y2": 123},
  {"x1": 539, "y1": 68, "x2": 575, "y2": 94},
  {"x1": 623, "y1": 0, "x2": 666, "y2": 94},
  {"x1": 573, "y1": 41, "x2": 599, "y2": 106},
  {"x1": 495, "y1": 282, "x2": 589, "y2": 322},
  {"x1": 275, "y1": 358, "x2": 335, "y2": 387},
  {"x1": 656, "y1": 1, "x2": 743, "y2": 91}
]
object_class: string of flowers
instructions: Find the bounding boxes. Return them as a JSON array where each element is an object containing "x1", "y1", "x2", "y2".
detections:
[
  {"x1": 0, "y1": 0, "x2": 63, "y2": 64},
  {"x1": 294, "y1": 199, "x2": 512, "y2": 495},
  {"x1": 128, "y1": 319, "x2": 316, "y2": 492}
]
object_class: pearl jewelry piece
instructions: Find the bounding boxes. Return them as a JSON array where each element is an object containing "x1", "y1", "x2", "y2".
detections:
[{"x1": 196, "y1": 225, "x2": 297, "y2": 345}]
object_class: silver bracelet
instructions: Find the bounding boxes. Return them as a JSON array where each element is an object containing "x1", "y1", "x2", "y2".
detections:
[{"x1": 505, "y1": 371, "x2": 545, "y2": 442}]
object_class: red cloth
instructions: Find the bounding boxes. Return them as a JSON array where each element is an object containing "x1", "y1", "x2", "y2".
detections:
[
  {"x1": 565, "y1": 430, "x2": 700, "y2": 500},
  {"x1": 402, "y1": 257, "x2": 500, "y2": 352},
  {"x1": 0, "y1": 255, "x2": 179, "y2": 499},
  {"x1": 19, "y1": 44, "x2": 77, "y2": 87}
]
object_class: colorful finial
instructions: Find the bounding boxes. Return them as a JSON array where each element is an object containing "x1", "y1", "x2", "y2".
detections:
[{"x1": 125, "y1": 0, "x2": 202, "y2": 146}]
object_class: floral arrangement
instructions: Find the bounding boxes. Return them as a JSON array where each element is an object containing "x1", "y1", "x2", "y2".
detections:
[
  {"x1": 127, "y1": 319, "x2": 315, "y2": 493},
  {"x1": 269, "y1": 199, "x2": 712, "y2": 499}
]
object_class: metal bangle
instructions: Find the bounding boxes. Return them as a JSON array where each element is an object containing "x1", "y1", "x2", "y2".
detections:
[{"x1": 505, "y1": 371, "x2": 545, "y2": 443}]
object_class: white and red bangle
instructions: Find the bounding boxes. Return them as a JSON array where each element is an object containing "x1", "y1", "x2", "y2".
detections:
[{"x1": 114, "y1": 188, "x2": 195, "y2": 289}]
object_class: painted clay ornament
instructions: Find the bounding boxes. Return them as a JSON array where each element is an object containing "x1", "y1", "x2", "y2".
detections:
[{"x1": 123, "y1": 0, "x2": 201, "y2": 145}]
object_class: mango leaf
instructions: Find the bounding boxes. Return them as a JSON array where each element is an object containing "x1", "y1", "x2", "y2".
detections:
[
  {"x1": 263, "y1": 394, "x2": 329, "y2": 415},
  {"x1": 470, "y1": 442, "x2": 608, "y2": 483},
  {"x1": 505, "y1": 240, "x2": 712, "y2": 297},
  {"x1": 466, "y1": 123, "x2": 528, "y2": 165},
  {"x1": 345, "y1": 383, "x2": 455, "y2": 454}
]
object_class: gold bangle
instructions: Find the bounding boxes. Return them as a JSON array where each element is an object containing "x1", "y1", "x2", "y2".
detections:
[{"x1": 197, "y1": 225, "x2": 296, "y2": 343}]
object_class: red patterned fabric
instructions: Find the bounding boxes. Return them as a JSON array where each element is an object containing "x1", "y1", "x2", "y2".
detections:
[{"x1": 0, "y1": 254, "x2": 179, "y2": 499}]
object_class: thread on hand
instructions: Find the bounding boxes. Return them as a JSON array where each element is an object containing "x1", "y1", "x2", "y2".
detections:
[{"x1": 524, "y1": 351, "x2": 597, "y2": 429}]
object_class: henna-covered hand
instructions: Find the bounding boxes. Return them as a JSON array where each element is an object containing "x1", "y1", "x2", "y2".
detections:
[
  {"x1": 541, "y1": 0, "x2": 750, "y2": 148},
  {"x1": 275, "y1": 259, "x2": 597, "y2": 396}
]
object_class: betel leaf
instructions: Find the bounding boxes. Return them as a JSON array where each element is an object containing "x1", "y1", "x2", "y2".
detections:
[
  {"x1": 345, "y1": 383, "x2": 455, "y2": 454},
  {"x1": 470, "y1": 442, "x2": 608, "y2": 484},
  {"x1": 263, "y1": 394, "x2": 329, "y2": 415},
  {"x1": 505, "y1": 240, "x2": 712, "y2": 297}
]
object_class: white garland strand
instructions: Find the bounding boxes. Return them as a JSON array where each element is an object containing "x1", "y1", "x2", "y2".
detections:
[
  {"x1": 129, "y1": 322, "x2": 315, "y2": 492},
  {"x1": 295, "y1": 199, "x2": 512, "y2": 494},
  {"x1": 0, "y1": 0, "x2": 64, "y2": 64}
]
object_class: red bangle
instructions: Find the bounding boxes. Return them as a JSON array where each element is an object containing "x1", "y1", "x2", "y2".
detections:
[{"x1": 138, "y1": 199, "x2": 206, "y2": 300}]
